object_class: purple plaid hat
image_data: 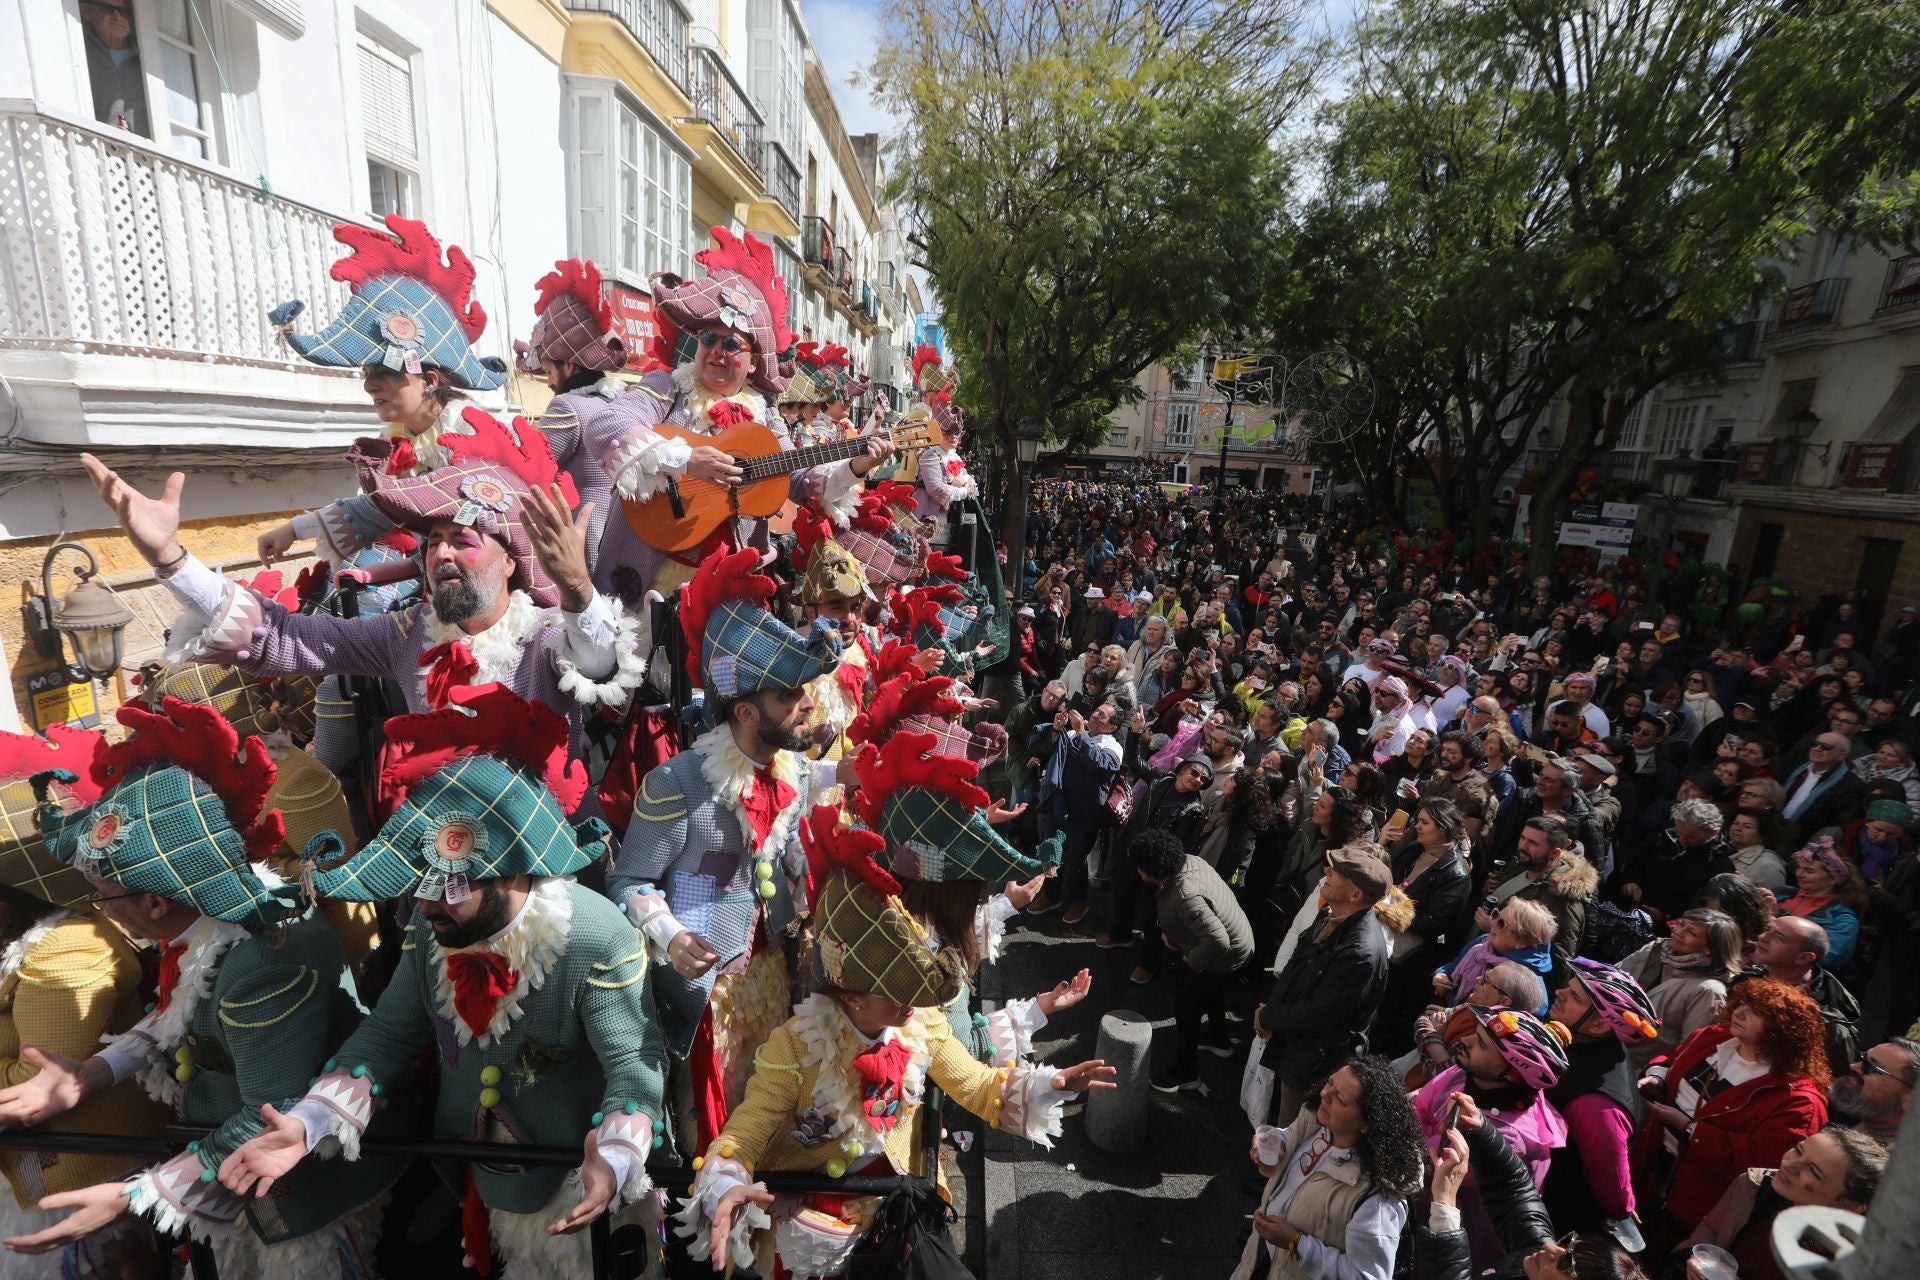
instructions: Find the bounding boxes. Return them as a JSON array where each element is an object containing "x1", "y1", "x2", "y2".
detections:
[
  {"x1": 652, "y1": 227, "x2": 794, "y2": 395},
  {"x1": 354, "y1": 409, "x2": 576, "y2": 608},
  {"x1": 899, "y1": 712, "x2": 1007, "y2": 768},
  {"x1": 519, "y1": 259, "x2": 624, "y2": 374}
]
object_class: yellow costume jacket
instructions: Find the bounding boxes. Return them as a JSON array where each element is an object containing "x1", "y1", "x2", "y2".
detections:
[
  {"x1": 0, "y1": 912, "x2": 168, "y2": 1204},
  {"x1": 677, "y1": 993, "x2": 1069, "y2": 1276}
]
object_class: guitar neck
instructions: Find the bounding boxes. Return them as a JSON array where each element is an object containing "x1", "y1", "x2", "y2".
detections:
[{"x1": 738, "y1": 434, "x2": 873, "y2": 483}]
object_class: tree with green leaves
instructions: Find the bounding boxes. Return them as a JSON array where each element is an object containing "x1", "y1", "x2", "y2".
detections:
[
  {"x1": 1282, "y1": 0, "x2": 1920, "y2": 572},
  {"x1": 871, "y1": 0, "x2": 1317, "y2": 551}
]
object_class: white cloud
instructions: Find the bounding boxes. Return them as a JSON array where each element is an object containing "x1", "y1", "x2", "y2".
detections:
[{"x1": 802, "y1": 0, "x2": 897, "y2": 136}]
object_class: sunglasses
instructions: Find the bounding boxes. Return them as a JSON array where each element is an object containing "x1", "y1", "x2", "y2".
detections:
[
  {"x1": 86, "y1": 889, "x2": 145, "y2": 907},
  {"x1": 1856, "y1": 1056, "x2": 1917, "y2": 1087},
  {"x1": 1551, "y1": 1231, "x2": 1584, "y2": 1277},
  {"x1": 696, "y1": 329, "x2": 749, "y2": 354}
]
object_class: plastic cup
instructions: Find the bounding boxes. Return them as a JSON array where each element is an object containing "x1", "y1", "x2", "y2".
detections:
[
  {"x1": 1254, "y1": 1125, "x2": 1284, "y2": 1167},
  {"x1": 1690, "y1": 1244, "x2": 1739, "y2": 1280}
]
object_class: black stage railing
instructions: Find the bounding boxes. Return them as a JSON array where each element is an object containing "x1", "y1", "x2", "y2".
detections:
[{"x1": 0, "y1": 1083, "x2": 946, "y2": 1279}]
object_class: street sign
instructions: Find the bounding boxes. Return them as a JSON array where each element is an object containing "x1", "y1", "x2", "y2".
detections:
[{"x1": 1557, "y1": 522, "x2": 1634, "y2": 552}]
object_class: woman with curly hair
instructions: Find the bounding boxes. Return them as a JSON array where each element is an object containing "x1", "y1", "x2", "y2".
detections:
[
  {"x1": 1776, "y1": 837, "x2": 1871, "y2": 971},
  {"x1": 1635, "y1": 978, "x2": 1831, "y2": 1234},
  {"x1": 1233, "y1": 1055, "x2": 1425, "y2": 1280}
]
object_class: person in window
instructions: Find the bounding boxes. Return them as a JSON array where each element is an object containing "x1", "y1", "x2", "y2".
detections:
[{"x1": 80, "y1": 0, "x2": 148, "y2": 137}]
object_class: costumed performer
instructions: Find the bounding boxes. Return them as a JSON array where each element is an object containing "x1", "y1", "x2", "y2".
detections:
[
  {"x1": 217, "y1": 684, "x2": 667, "y2": 1276},
  {"x1": 678, "y1": 807, "x2": 1115, "y2": 1277},
  {"x1": 0, "y1": 699, "x2": 402, "y2": 1277}
]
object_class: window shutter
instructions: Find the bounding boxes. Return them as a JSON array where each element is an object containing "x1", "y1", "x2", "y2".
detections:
[
  {"x1": 228, "y1": 0, "x2": 305, "y2": 39},
  {"x1": 358, "y1": 35, "x2": 418, "y2": 168}
]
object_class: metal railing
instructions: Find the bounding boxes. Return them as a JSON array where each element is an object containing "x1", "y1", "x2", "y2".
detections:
[
  {"x1": 1775, "y1": 277, "x2": 1848, "y2": 334},
  {"x1": 565, "y1": 0, "x2": 690, "y2": 93},
  {"x1": 834, "y1": 247, "x2": 853, "y2": 292},
  {"x1": 802, "y1": 214, "x2": 835, "y2": 270},
  {"x1": 685, "y1": 46, "x2": 764, "y2": 178},
  {"x1": 0, "y1": 1085, "x2": 946, "y2": 1279},
  {"x1": 765, "y1": 141, "x2": 802, "y2": 217},
  {"x1": 0, "y1": 104, "x2": 359, "y2": 364},
  {"x1": 1878, "y1": 253, "x2": 1920, "y2": 316}
]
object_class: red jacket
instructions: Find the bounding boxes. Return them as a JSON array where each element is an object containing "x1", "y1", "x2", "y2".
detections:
[{"x1": 1636, "y1": 1025, "x2": 1828, "y2": 1229}]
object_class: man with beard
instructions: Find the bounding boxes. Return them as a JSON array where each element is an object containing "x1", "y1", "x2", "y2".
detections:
[
  {"x1": 1827, "y1": 1037, "x2": 1917, "y2": 1145},
  {"x1": 216, "y1": 686, "x2": 666, "y2": 1276},
  {"x1": 77, "y1": 412, "x2": 642, "y2": 801},
  {"x1": 611, "y1": 549, "x2": 853, "y2": 1153}
]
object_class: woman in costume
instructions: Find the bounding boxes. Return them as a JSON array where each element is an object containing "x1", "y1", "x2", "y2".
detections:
[{"x1": 679, "y1": 807, "x2": 1114, "y2": 1276}]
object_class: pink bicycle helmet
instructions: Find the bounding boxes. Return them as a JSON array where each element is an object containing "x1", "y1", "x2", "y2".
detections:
[
  {"x1": 1459, "y1": 1004, "x2": 1571, "y2": 1090},
  {"x1": 1568, "y1": 956, "x2": 1662, "y2": 1044}
]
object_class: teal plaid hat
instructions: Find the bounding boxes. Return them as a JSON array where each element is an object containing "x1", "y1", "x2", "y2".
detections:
[
  {"x1": 269, "y1": 215, "x2": 507, "y2": 391},
  {"x1": 683, "y1": 547, "x2": 842, "y2": 697},
  {"x1": 24, "y1": 700, "x2": 304, "y2": 926},
  {"x1": 852, "y1": 730, "x2": 1050, "y2": 886},
  {"x1": 304, "y1": 755, "x2": 607, "y2": 903},
  {"x1": 303, "y1": 684, "x2": 608, "y2": 903}
]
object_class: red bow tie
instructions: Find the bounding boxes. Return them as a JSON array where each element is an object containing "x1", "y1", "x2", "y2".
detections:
[
  {"x1": 386, "y1": 437, "x2": 419, "y2": 476},
  {"x1": 419, "y1": 640, "x2": 478, "y2": 709},
  {"x1": 445, "y1": 951, "x2": 518, "y2": 1039},
  {"x1": 851, "y1": 1037, "x2": 913, "y2": 1134},
  {"x1": 154, "y1": 939, "x2": 189, "y2": 1014}
]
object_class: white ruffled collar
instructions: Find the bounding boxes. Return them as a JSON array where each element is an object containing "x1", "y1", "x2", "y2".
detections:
[
  {"x1": 692, "y1": 724, "x2": 805, "y2": 881},
  {"x1": 671, "y1": 363, "x2": 767, "y2": 424},
  {"x1": 419, "y1": 590, "x2": 543, "y2": 704},
  {"x1": 116, "y1": 917, "x2": 250, "y2": 1101},
  {"x1": 788, "y1": 993, "x2": 936, "y2": 1157},
  {"x1": 431, "y1": 877, "x2": 573, "y2": 1047},
  {"x1": 0, "y1": 910, "x2": 71, "y2": 985},
  {"x1": 388, "y1": 403, "x2": 463, "y2": 474}
]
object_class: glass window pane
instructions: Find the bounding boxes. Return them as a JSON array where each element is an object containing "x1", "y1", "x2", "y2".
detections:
[
  {"x1": 577, "y1": 95, "x2": 605, "y2": 157},
  {"x1": 156, "y1": 0, "x2": 191, "y2": 42},
  {"x1": 159, "y1": 44, "x2": 204, "y2": 134}
]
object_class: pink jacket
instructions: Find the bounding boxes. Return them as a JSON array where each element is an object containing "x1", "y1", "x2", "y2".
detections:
[{"x1": 1416, "y1": 1065, "x2": 1568, "y2": 1267}]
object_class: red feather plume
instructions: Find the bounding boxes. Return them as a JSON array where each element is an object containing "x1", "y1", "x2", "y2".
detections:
[
  {"x1": 793, "y1": 340, "x2": 822, "y2": 369},
  {"x1": 377, "y1": 683, "x2": 588, "y2": 815},
  {"x1": 449, "y1": 407, "x2": 580, "y2": 506},
  {"x1": 532, "y1": 258, "x2": 615, "y2": 334},
  {"x1": 105, "y1": 698, "x2": 285, "y2": 861},
  {"x1": 870, "y1": 639, "x2": 926, "y2": 685},
  {"x1": 910, "y1": 344, "x2": 943, "y2": 390},
  {"x1": 924, "y1": 552, "x2": 966, "y2": 582},
  {"x1": 886, "y1": 585, "x2": 963, "y2": 641},
  {"x1": 696, "y1": 227, "x2": 794, "y2": 355},
  {"x1": 817, "y1": 344, "x2": 851, "y2": 369},
  {"x1": 790, "y1": 505, "x2": 835, "y2": 570},
  {"x1": 847, "y1": 673, "x2": 962, "y2": 747},
  {"x1": 0, "y1": 723, "x2": 109, "y2": 805},
  {"x1": 330, "y1": 215, "x2": 486, "y2": 343},
  {"x1": 799, "y1": 802, "x2": 896, "y2": 905},
  {"x1": 852, "y1": 730, "x2": 989, "y2": 830},
  {"x1": 241, "y1": 569, "x2": 303, "y2": 612},
  {"x1": 679, "y1": 547, "x2": 776, "y2": 687}
]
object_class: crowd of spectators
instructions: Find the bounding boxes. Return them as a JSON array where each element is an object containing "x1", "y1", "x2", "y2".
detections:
[{"x1": 992, "y1": 479, "x2": 1919, "y2": 1279}]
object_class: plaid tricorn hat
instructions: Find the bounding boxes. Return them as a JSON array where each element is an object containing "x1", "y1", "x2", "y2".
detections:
[
  {"x1": 853, "y1": 731, "x2": 1046, "y2": 885},
  {"x1": 0, "y1": 724, "x2": 106, "y2": 910},
  {"x1": 837, "y1": 486, "x2": 932, "y2": 591},
  {"x1": 269, "y1": 215, "x2": 507, "y2": 391},
  {"x1": 8, "y1": 700, "x2": 304, "y2": 926},
  {"x1": 910, "y1": 344, "x2": 951, "y2": 397},
  {"x1": 848, "y1": 670, "x2": 1008, "y2": 769},
  {"x1": 792, "y1": 506, "x2": 875, "y2": 605},
  {"x1": 786, "y1": 342, "x2": 851, "y2": 405},
  {"x1": 355, "y1": 407, "x2": 580, "y2": 608},
  {"x1": 652, "y1": 227, "x2": 794, "y2": 395},
  {"x1": 303, "y1": 685, "x2": 607, "y2": 903},
  {"x1": 800, "y1": 806, "x2": 965, "y2": 1007},
  {"x1": 516, "y1": 258, "x2": 625, "y2": 374},
  {"x1": 681, "y1": 547, "x2": 842, "y2": 698}
]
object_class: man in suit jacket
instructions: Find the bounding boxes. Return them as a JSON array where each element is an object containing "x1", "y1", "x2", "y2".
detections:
[{"x1": 1781, "y1": 732, "x2": 1867, "y2": 837}]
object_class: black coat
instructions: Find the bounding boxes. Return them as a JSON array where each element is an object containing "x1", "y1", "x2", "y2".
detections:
[
  {"x1": 1256, "y1": 908, "x2": 1389, "y2": 1089},
  {"x1": 1611, "y1": 830, "x2": 1735, "y2": 922},
  {"x1": 1415, "y1": 1120, "x2": 1556, "y2": 1280}
]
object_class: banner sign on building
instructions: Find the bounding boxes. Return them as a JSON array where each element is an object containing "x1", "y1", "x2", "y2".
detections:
[
  {"x1": 1737, "y1": 442, "x2": 1775, "y2": 483},
  {"x1": 1558, "y1": 501, "x2": 1637, "y2": 556},
  {"x1": 603, "y1": 283, "x2": 655, "y2": 373},
  {"x1": 1844, "y1": 443, "x2": 1900, "y2": 489}
]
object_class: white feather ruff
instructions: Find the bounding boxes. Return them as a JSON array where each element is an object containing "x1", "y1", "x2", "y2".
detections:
[
  {"x1": 693, "y1": 724, "x2": 805, "y2": 892},
  {"x1": 100, "y1": 919, "x2": 249, "y2": 1102},
  {"x1": 430, "y1": 878, "x2": 572, "y2": 1047}
]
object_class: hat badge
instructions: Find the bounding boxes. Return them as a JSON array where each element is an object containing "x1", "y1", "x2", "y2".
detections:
[
  {"x1": 83, "y1": 803, "x2": 133, "y2": 861},
  {"x1": 417, "y1": 813, "x2": 487, "y2": 904},
  {"x1": 379, "y1": 310, "x2": 423, "y2": 346}
]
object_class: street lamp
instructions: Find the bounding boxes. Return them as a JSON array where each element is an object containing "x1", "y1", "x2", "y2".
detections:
[
  {"x1": 1786, "y1": 406, "x2": 1831, "y2": 478},
  {"x1": 1014, "y1": 418, "x2": 1045, "y2": 467},
  {"x1": 28, "y1": 543, "x2": 135, "y2": 681}
]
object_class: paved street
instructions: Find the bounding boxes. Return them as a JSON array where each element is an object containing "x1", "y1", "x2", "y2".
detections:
[{"x1": 977, "y1": 890, "x2": 1262, "y2": 1279}]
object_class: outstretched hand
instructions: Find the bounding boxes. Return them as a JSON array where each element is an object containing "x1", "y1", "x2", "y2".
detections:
[
  {"x1": 522, "y1": 481, "x2": 594, "y2": 613},
  {"x1": 548, "y1": 1131, "x2": 614, "y2": 1235},
  {"x1": 1037, "y1": 969, "x2": 1093, "y2": 1017},
  {"x1": 710, "y1": 1184, "x2": 776, "y2": 1268},
  {"x1": 80, "y1": 453, "x2": 183, "y2": 567},
  {"x1": 217, "y1": 1103, "x2": 308, "y2": 1197},
  {"x1": 1051, "y1": 1059, "x2": 1117, "y2": 1093},
  {"x1": 3, "y1": 1182, "x2": 130, "y2": 1255},
  {"x1": 0, "y1": 1047, "x2": 98, "y2": 1130}
]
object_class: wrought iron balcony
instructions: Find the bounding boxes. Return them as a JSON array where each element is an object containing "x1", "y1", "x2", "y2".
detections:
[
  {"x1": 1775, "y1": 277, "x2": 1848, "y2": 334},
  {"x1": 685, "y1": 46, "x2": 763, "y2": 178},
  {"x1": 802, "y1": 215, "x2": 836, "y2": 271},
  {"x1": 1878, "y1": 254, "x2": 1920, "y2": 316},
  {"x1": 764, "y1": 141, "x2": 802, "y2": 218},
  {"x1": 565, "y1": 0, "x2": 691, "y2": 93},
  {"x1": 1714, "y1": 319, "x2": 1769, "y2": 362}
]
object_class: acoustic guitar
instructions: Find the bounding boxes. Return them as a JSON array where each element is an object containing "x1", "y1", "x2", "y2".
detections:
[{"x1": 621, "y1": 419, "x2": 935, "y2": 552}]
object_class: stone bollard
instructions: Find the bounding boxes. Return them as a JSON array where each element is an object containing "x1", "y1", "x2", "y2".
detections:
[{"x1": 1086, "y1": 1009, "x2": 1153, "y2": 1154}]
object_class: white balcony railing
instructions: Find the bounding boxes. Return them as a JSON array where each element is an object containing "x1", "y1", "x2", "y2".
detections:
[{"x1": 0, "y1": 103, "x2": 358, "y2": 366}]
